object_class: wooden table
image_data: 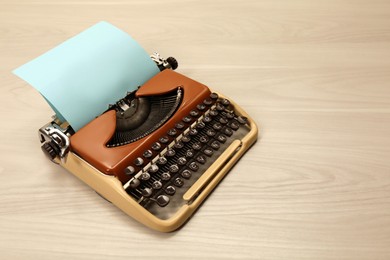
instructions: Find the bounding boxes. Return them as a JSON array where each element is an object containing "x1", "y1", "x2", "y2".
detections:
[{"x1": 1, "y1": 0, "x2": 389, "y2": 259}]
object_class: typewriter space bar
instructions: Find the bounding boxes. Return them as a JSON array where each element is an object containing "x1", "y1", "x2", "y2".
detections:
[{"x1": 183, "y1": 140, "x2": 242, "y2": 203}]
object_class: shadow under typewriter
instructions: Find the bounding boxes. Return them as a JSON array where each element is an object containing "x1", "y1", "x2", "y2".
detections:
[{"x1": 64, "y1": 69, "x2": 257, "y2": 231}]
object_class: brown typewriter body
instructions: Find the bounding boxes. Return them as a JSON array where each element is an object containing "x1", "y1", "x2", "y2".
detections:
[{"x1": 44, "y1": 69, "x2": 257, "y2": 232}]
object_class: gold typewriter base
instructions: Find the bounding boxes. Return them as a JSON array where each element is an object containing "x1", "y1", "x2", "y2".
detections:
[{"x1": 57, "y1": 92, "x2": 258, "y2": 232}]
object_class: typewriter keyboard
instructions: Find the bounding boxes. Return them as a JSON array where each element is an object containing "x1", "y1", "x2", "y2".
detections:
[{"x1": 123, "y1": 93, "x2": 250, "y2": 219}]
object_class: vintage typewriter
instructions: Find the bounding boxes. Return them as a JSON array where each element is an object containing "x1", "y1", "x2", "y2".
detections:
[{"x1": 35, "y1": 51, "x2": 257, "y2": 232}]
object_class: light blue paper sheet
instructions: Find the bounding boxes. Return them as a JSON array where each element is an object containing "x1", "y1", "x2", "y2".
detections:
[{"x1": 13, "y1": 21, "x2": 159, "y2": 131}]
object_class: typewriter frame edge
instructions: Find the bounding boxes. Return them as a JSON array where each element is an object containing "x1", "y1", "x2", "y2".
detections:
[{"x1": 52, "y1": 92, "x2": 258, "y2": 232}]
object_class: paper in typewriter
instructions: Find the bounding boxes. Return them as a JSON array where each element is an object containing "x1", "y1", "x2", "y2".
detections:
[{"x1": 13, "y1": 21, "x2": 159, "y2": 131}]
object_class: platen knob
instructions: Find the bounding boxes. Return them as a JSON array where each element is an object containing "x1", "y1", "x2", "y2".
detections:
[
  {"x1": 41, "y1": 141, "x2": 59, "y2": 161},
  {"x1": 167, "y1": 56, "x2": 178, "y2": 70}
]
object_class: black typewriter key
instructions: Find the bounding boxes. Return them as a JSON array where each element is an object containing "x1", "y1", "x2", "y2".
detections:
[
  {"x1": 210, "y1": 140, "x2": 220, "y2": 150},
  {"x1": 223, "y1": 127, "x2": 233, "y2": 137},
  {"x1": 226, "y1": 112, "x2": 235, "y2": 119},
  {"x1": 174, "y1": 141, "x2": 184, "y2": 149},
  {"x1": 142, "y1": 188, "x2": 153, "y2": 197},
  {"x1": 203, "y1": 148, "x2": 214, "y2": 157},
  {"x1": 237, "y1": 116, "x2": 248, "y2": 125},
  {"x1": 167, "y1": 128, "x2": 177, "y2": 136},
  {"x1": 183, "y1": 116, "x2": 192, "y2": 123},
  {"x1": 203, "y1": 98, "x2": 213, "y2": 106},
  {"x1": 202, "y1": 116, "x2": 212, "y2": 123},
  {"x1": 177, "y1": 157, "x2": 187, "y2": 166},
  {"x1": 173, "y1": 177, "x2": 184, "y2": 187},
  {"x1": 169, "y1": 164, "x2": 180, "y2": 173},
  {"x1": 206, "y1": 129, "x2": 216, "y2": 137},
  {"x1": 157, "y1": 156, "x2": 167, "y2": 165},
  {"x1": 180, "y1": 169, "x2": 192, "y2": 179},
  {"x1": 166, "y1": 148, "x2": 176, "y2": 157},
  {"x1": 143, "y1": 150, "x2": 153, "y2": 158},
  {"x1": 151, "y1": 142, "x2": 162, "y2": 151},
  {"x1": 175, "y1": 122, "x2": 185, "y2": 129},
  {"x1": 134, "y1": 157, "x2": 144, "y2": 166},
  {"x1": 196, "y1": 155, "x2": 207, "y2": 164},
  {"x1": 140, "y1": 172, "x2": 151, "y2": 181},
  {"x1": 229, "y1": 120, "x2": 240, "y2": 130},
  {"x1": 197, "y1": 103, "x2": 206, "y2": 111},
  {"x1": 196, "y1": 122, "x2": 206, "y2": 129},
  {"x1": 152, "y1": 180, "x2": 163, "y2": 190},
  {"x1": 189, "y1": 128, "x2": 198, "y2": 136},
  {"x1": 156, "y1": 195, "x2": 170, "y2": 207},
  {"x1": 190, "y1": 110, "x2": 199, "y2": 117},
  {"x1": 182, "y1": 135, "x2": 191, "y2": 143},
  {"x1": 213, "y1": 122, "x2": 222, "y2": 130},
  {"x1": 209, "y1": 109, "x2": 218, "y2": 117},
  {"x1": 217, "y1": 134, "x2": 227, "y2": 143},
  {"x1": 159, "y1": 135, "x2": 170, "y2": 144},
  {"x1": 219, "y1": 117, "x2": 228, "y2": 124},
  {"x1": 221, "y1": 98, "x2": 230, "y2": 106},
  {"x1": 185, "y1": 149, "x2": 195, "y2": 158},
  {"x1": 165, "y1": 185, "x2": 176, "y2": 196},
  {"x1": 161, "y1": 172, "x2": 171, "y2": 181},
  {"x1": 210, "y1": 92, "x2": 219, "y2": 100},
  {"x1": 192, "y1": 142, "x2": 202, "y2": 151},
  {"x1": 148, "y1": 164, "x2": 159, "y2": 173},
  {"x1": 199, "y1": 136, "x2": 209, "y2": 143},
  {"x1": 189, "y1": 162, "x2": 199, "y2": 171},
  {"x1": 124, "y1": 166, "x2": 135, "y2": 176},
  {"x1": 216, "y1": 103, "x2": 225, "y2": 111},
  {"x1": 129, "y1": 178, "x2": 141, "y2": 189}
]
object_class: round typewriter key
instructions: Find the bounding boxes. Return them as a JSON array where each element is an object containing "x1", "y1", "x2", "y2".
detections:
[
  {"x1": 216, "y1": 103, "x2": 225, "y2": 111},
  {"x1": 197, "y1": 103, "x2": 206, "y2": 111},
  {"x1": 223, "y1": 127, "x2": 233, "y2": 137},
  {"x1": 189, "y1": 162, "x2": 199, "y2": 171},
  {"x1": 177, "y1": 157, "x2": 187, "y2": 166},
  {"x1": 206, "y1": 129, "x2": 216, "y2": 137},
  {"x1": 156, "y1": 195, "x2": 170, "y2": 207},
  {"x1": 142, "y1": 188, "x2": 153, "y2": 197},
  {"x1": 129, "y1": 178, "x2": 141, "y2": 189},
  {"x1": 203, "y1": 148, "x2": 214, "y2": 156},
  {"x1": 165, "y1": 185, "x2": 176, "y2": 195},
  {"x1": 189, "y1": 128, "x2": 198, "y2": 136},
  {"x1": 192, "y1": 142, "x2": 202, "y2": 151},
  {"x1": 226, "y1": 112, "x2": 235, "y2": 119},
  {"x1": 229, "y1": 120, "x2": 240, "y2": 130},
  {"x1": 196, "y1": 122, "x2": 205, "y2": 129},
  {"x1": 190, "y1": 110, "x2": 199, "y2": 117},
  {"x1": 199, "y1": 136, "x2": 209, "y2": 143},
  {"x1": 237, "y1": 116, "x2": 248, "y2": 125},
  {"x1": 183, "y1": 116, "x2": 192, "y2": 123},
  {"x1": 202, "y1": 116, "x2": 212, "y2": 123},
  {"x1": 166, "y1": 148, "x2": 176, "y2": 157},
  {"x1": 180, "y1": 169, "x2": 192, "y2": 179},
  {"x1": 169, "y1": 164, "x2": 180, "y2": 173},
  {"x1": 221, "y1": 98, "x2": 230, "y2": 106},
  {"x1": 219, "y1": 117, "x2": 228, "y2": 124},
  {"x1": 161, "y1": 172, "x2": 171, "y2": 181},
  {"x1": 157, "y1": 156, "x2": 167, "y2": 165},
  {"x1": 152, "y1": 181, "x2": 163, "y2": 190},
  {"x1": 148, "y1": 164, "x2": 159, "y2": 173},
  {"x1": 203, "y1": 98, "x2": 213, "y2": 106},
  {"x1": 209, "y1": 109, "x2": 218, "y2": 117},
  {"x1": 174, "y1": 141, "x2": 184, "y2": 149},
  {"x1": 185, "y1": 149, "x2": 195, "y2": 158},
  {"x1": 213, "y1": 122, "x2": 222, "y2": 130},
  {"x1": 217, "y1": 134, "x2": 227, "y2": 143},
  {"x1": 210, "y1": 141, "x2": 220, "y2": 150},
  {"x1": 143, "y1": 150, "x2": 153, "y2": 158},
  {"x1": 140, "y1": 172, "x2": 150, "y2": 181},
  {"x1": 134, "y1": 157, "x2": 144, "y2": 166},
  {"x1": 151, "y1": 142, "x2": 162, "y2": 151},
  {"x1": 173, "y1": 177, "x2": 184, "y2": 187},
  {"x1": 175, "y1": 122, "x2": 185, "y2": 129},
  {"x1": 182, "y1": 135, "x2": 191, "y2": 143},
  {"x1": 124, "y1": 166, "x2": 135, "y2": 176},
  {"x1": 210, "y1": 92, "x2": 219, "y2": 100},
  {"x1": 196, "y1": 155, "x2": 207, "y2": 164},
  {"x1": 159, "y1": 136, "x2": 170, "y2": 144},
  {"x1": 167, "y1": 128, "x2": 177, "y2": 136}
]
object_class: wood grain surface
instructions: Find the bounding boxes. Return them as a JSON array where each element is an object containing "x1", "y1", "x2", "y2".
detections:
[{"x1": 1, "y1": 0, "x2": 390, "y2": 259}]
